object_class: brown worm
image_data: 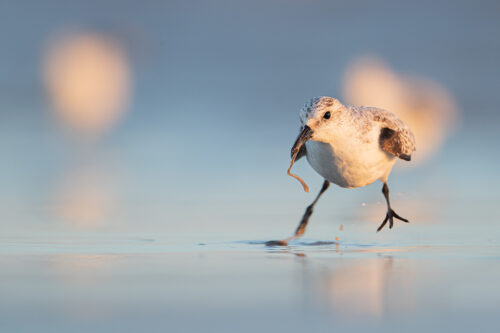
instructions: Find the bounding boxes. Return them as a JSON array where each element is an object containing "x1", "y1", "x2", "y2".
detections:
[{"x1": 287, "y1": 151, "x2": 309, "y2": 192}]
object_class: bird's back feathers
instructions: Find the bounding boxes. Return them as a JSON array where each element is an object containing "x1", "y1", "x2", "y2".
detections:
[{"x1": 359, "y1": 106, "x2": 416, "y2": 161}]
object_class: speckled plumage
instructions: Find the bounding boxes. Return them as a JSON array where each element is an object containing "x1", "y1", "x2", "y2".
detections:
[
  {"x1": 300, "y1": 97, "x2": 416, "y2": 158},
  {"x1": 297, "y1": 96, "x2": 416, "y2": 188},
  {"x1": 266, "y1": 96, "x2": 416, "y2": 244}
]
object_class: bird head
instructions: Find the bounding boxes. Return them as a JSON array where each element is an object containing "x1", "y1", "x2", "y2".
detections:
[{"x1": 291, "y1": 96, "x2": 344, "y2": 157}]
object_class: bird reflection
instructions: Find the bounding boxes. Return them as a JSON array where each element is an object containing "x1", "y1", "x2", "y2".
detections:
[
  {"x1": 269, "y1": 246, "x2": 416, "y2": 319},
  {"x1": 316, "y1": 257, "x2": 416, "y2": 319},
  {"x1": 343, "y1": 56, "x2": 458, "y2": 166}
]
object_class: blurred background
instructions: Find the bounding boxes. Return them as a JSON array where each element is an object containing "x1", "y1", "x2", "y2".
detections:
[
  {"x1": 1, "y1": 1, "x2": 500, "y2": 332},
  {"x1": 1, "y1": 0, "x2": 498, "y2": 240}
]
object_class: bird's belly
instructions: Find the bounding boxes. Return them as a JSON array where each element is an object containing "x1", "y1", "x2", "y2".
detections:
[{"x1": 305, "y1": 141, "x2": 395, "y2": 188}]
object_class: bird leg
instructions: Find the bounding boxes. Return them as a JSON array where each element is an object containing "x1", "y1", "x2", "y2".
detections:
[
  {"x1": 266, "y1": 180, "x2": 330, "y2": 246},
  {"x1": 294, "y1": 180, "x2": 330, "y2": 237},
  {"x1": 377, "y1": 182, "x2": 409, "y2": 232}
]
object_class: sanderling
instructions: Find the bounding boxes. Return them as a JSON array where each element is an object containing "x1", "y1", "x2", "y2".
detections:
[{"x1": 268, "y1": 96, "x2": 416, "y2": 246}]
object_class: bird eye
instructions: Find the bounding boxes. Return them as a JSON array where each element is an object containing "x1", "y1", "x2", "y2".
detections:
[{"x1": 323, "y1": 111, "x2": 331, "y2": 119}]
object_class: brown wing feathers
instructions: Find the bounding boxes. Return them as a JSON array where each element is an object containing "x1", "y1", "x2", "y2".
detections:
[{"x1": 379, "y1": 127, "x2": 412, "y2": 161}]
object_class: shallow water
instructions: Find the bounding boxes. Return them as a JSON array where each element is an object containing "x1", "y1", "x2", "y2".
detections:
[
  {"x1": 2, "y1": 117, "x2": 500, "y2": 332},
  {"x1": 2, "y1": 144, "x2": 500, "y2": 332},
  {"x1": 2, "y1": 230, "x2": 500, "y2": 332}
]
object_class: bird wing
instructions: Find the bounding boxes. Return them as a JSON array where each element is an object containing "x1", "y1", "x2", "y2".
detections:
[{"x1": 364, "y1": 107, "x2": 416, "y2": 161}]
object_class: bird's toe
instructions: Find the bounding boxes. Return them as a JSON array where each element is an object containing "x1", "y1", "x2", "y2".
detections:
[
  {"x1": 377, "y1": 213, "x2": 390, "y2": 232},
  {"x1": 391, "y1": 209, "x2": 409, "y2": 223},
  {"x1": 377, "y1": 210, "x2": 409, "y2": 232}
]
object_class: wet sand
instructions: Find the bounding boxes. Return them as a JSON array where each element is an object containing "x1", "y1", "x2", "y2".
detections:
[{"x1": 2, "y1": 233, "x2": 499, "y2": 333}]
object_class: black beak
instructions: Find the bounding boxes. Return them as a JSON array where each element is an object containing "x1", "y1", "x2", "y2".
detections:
[{"x1": 291, "y1": 125, "x2": 313, "y2": 159}]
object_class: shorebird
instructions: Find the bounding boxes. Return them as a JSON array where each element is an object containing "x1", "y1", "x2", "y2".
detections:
[{"x1": 268, "y1": 97, "x2": 416, "y2": 246}]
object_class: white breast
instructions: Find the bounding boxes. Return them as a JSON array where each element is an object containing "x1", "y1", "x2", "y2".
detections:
[{"x1": 305, "y1": 128, "x2": 396, "y2": 188}]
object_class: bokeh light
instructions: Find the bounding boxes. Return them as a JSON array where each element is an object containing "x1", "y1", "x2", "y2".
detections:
[
  {"x1": 43, "y1": 32, "x2": 131, "y2": 137},
  {"x1": 52, "y1": 162, "x2": 117, "y2": 229},
  {"x1": 343, "y1": 57, "x2": 459, "y2": 166}
]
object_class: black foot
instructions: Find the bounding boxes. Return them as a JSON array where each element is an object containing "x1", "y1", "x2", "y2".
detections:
[
  {"x1": 377, "y1": 209, "x2": 409, "y2": 232},
  {"x1": 265, "y1": 239, "x2": 289, "y2": 247}
]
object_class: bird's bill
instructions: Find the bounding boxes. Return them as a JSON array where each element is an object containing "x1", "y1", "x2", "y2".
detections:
[
  {"x1": 290, "y1": 125, "x2": 313, "y2": 159},
  {"x1": 288, "y1": 125, "x2": 312, "y2": 192}
]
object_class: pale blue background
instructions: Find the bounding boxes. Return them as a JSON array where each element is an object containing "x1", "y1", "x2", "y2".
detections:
[{"x1": 0, "y1": 1, "x2": 499, "y2": 332}]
